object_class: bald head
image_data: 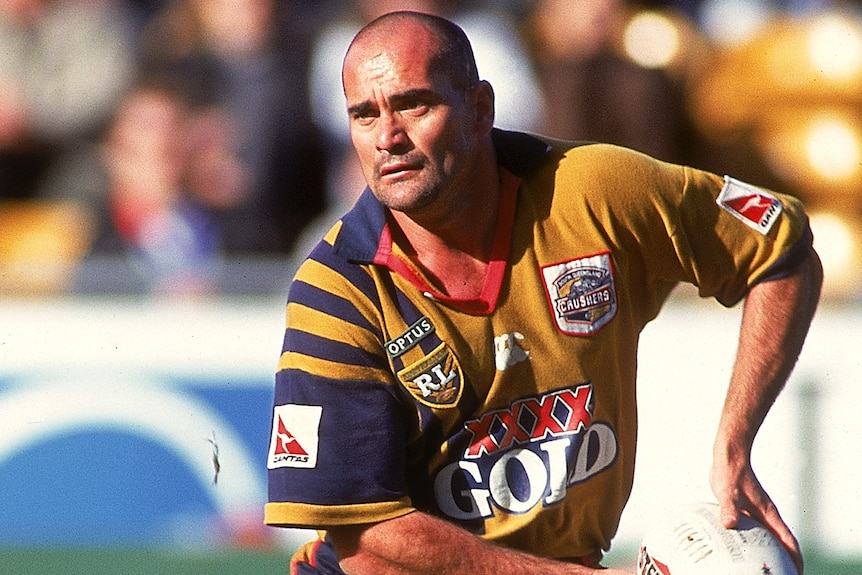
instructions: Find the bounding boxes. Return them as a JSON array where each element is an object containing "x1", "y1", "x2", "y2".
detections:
[{"x1": 343, "y1": 11, "x2": 480, "y2": 94}]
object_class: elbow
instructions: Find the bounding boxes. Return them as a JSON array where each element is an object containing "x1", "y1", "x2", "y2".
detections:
[
  {"x1": 808, "y1": 246, "x2": 824, "y2": 293},
  {"x1": 802, "y1": 246, "x2": 824, "y2": 308},
  {"x1": 328, "y1": 525, "x2": 378, "y2": 575}
]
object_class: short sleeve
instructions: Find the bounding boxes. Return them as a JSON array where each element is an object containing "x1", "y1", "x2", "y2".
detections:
[
  {"x1": 265, "y1": 369, "x2": 415, "y2": 528},
  {"x1": 265, "y1": 242, "x2": 416, "y2": 528},
  {"x1": 673, "y1": 167, "x2": 811, "y2": 306}
]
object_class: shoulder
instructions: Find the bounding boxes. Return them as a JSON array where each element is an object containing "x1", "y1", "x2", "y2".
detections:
[
  {"x1": 291, "y1": 224, "x2": 379, "y2": 307},
  {"x1": 551, "y1": 140, "x2": 687, "y2": 186},
  {"x1": 519, "y1": 139, "x2": 695, "y2": 216},
  {"x1": 492, "y1": 128, "x2": 676, "y2": 183}
]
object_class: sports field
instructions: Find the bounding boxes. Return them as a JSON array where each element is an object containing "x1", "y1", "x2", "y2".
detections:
[
  {"x1": 0, "y1": 548, "x2": 293, "y2": 575},
  {"x1": 0, "y1": 547, "x2": 858, "y2": 575}
]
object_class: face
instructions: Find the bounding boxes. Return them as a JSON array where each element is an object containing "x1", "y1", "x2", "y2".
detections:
[{"x1": 342, "y1": 25, "x2": 490, "y2": 216}]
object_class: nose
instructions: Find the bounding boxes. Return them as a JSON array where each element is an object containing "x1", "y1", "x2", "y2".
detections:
[{"x1": 375, "y1": 111, "x2": 409, "y2": 153}]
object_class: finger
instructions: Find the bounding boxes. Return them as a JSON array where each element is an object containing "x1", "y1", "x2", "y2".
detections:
[
  {"x1": 757, "y1": 507, "x2": 804, "y2": 574},
  {"x1": 710, "y1": 464, "x2": 804, "y2": 573},
  {"x1": 718, "y1": 498, "x2": 741, "y2": 529},
  {"x1": 708, "y1": 460, "x2": 746, "y2": 529},
  {"x1": 710, "y1": 481, "x2": 742, "y2": 529}
]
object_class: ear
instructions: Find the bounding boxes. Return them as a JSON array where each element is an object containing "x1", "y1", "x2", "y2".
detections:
[{"x1": 469, "y1": 80, "x2": 495, "y2": 134}]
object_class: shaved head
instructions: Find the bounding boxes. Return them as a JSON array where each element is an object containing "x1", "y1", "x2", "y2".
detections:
[{"x1": 344, "y1": 11, "x2": 480, "y2": 94}]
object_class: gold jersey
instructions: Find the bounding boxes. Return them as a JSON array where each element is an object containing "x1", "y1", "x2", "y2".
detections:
[{"x1": 265, "y1": 130, "x2": 812, "y2": 569}]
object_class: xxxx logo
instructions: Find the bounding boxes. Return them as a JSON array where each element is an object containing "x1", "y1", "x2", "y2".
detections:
[
  {"x1": 434, "y1": 383, "x2": 618, "y2": 521},
  {"x1": 464, "y1": 384, "x2": 593, "y2": 458}
]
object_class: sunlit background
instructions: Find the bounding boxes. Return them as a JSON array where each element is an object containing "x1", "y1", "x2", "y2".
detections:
[
  {"x1": 623, "y1": 1, "x2": 862, "y2": 300},
  {"x1": 1, "y1": 0, "x2": 860, "y2": 573}
]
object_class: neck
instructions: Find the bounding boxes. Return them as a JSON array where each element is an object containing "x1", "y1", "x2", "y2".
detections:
[
  {"x1": 390, "y1": 194, "x2": 498, "y2": 263},
  {"x1": 392, "y1": 146, "x2": 500, "y2": 262},
  {"x1": 388, "y1": 148, "x2": 501, "y2": 300}
]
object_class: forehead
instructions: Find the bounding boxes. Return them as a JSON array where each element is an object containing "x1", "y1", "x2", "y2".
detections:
[
  {"x1": 343, "y1": 25, "x2": 441, "y2": 93},
  {"x1": 357, "y1": 51, "x2": 403, "y2": 86}
]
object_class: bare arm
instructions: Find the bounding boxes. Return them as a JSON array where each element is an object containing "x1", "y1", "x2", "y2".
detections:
[
  {"x1": 329, "y1": 511, "x2": 630, "y2": 575},
  {"x1": 710, "y1": 247, "x2": 822, "y2": 574}
]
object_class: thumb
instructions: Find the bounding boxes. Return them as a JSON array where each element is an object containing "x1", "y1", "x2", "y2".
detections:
[{"x1": 717, "y1": 497, "x2": 741, "y2": 529}]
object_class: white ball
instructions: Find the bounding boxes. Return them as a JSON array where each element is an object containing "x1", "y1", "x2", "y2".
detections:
[{"x1": 637, "y1": 502, "x2": 799, "y2": 575}]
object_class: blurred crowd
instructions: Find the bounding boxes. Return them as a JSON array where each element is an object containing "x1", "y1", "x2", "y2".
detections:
[{"x1": 0, "y1": 0, "x2": 858, "y2": 295}]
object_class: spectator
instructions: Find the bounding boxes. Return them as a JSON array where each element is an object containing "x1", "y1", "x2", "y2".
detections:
[
  {"x1": 524, "y1": 0, "x2": 695, "y2": 163},
  {"x1": 0, "y1": 0, "x2": 136, "y2": 199},
  {"x1": 138, "y1": 0, "x2": 327, "y2": 255},
  {"x1": 85, "y1": 79, "x2": 225, "y2": 294}
]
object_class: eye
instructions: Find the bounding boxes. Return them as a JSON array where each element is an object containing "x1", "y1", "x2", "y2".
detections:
[
  {"x1": 401, "y1": 97, "x2": 430, "y2": 116},
  {"x1": 353, "y1": 116, "x2": 373, "y2": 127},
  {"x1": 348, "y1": 104, "x2": 379, "y2": 126},
  {"x1": 352, "y1": 111, "x2": 377, "y2": 127}
]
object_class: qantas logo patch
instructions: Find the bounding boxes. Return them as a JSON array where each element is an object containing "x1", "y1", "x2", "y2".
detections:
[
  {"x1": 267, "y1": 404, "x2": 322, "y2": 469},
  {"x1": 717, "y1": 176, "x2": 783, "y2": 235},
  {"x1": 541, "y1": 252, "x2": 617, "y2": 336}
]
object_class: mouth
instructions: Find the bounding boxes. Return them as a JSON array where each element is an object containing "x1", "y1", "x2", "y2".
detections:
[
  {"x1": 379, "y1": 162, "x2": 418, "y2": 178},
  {"x1": 378, "y1": 154, "x2": 424, "y2": 179}
]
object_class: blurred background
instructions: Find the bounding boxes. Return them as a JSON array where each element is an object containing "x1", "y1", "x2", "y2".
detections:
[{"x1": 0, "y1": 0, "x2": 860, "y2": 573}]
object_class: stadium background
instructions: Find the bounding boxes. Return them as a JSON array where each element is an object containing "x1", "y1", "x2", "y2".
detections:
[{"x1": 1, "y1": 0, "x2": 861, "y2": 573}]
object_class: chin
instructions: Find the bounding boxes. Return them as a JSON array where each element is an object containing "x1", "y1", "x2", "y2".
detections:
[{"x1": 374, "y1": 183, "x2": 439, "y2": 213}]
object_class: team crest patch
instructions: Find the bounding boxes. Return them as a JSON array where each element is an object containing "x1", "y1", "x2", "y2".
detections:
[
  {"x1": 267, "y1": 404, "x2": 322, "y2": 469},
  {"x1": 717, "y1": 176, "x2": 783, "y2": 235},
  {"x1": 541, "y1": 252, "x2": 617, "y2": 335},
  {"x1": 397, "y1": 342, "x2": 463, "y2": 408}
]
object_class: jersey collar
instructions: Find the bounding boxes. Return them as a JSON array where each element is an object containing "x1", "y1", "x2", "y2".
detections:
[{"x1": 332, "y1": 129, "x2": 552, "y2": 315}]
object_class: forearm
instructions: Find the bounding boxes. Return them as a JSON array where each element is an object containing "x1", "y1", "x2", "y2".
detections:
[
  {"x1": 329, "y1": 511, "x2": 624, "y2": 575},
  {"x1": 708, "y1": 249, "x2": 820, "y2": 572},
  {"x1": 715, "y1": 248, "x2": 822, "y2": 457}
]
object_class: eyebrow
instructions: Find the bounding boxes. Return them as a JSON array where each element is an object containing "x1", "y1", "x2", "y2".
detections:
[{"x1": 347, "y1": 88, "x2": 441, "y2": 117}]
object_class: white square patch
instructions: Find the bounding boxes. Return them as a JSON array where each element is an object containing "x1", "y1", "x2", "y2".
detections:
[
  {"x1": 717, "y1": 176, "x2": 783, "y2": 235},
  {"x1": 267, "y1": 404, "x2": 322, "y2": 469}
]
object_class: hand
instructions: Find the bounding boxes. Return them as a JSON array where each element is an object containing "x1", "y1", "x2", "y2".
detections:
[{"x1": 710, "y1": 456, "x2": 804, "y2": 574}]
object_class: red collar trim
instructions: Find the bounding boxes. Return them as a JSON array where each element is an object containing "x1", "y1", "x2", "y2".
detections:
[{"x1": 372, "y1": 168, "x2": 520, "y2": 316}]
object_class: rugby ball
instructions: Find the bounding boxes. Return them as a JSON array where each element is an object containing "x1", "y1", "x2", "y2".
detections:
[{"x1": 637, "y1": 502, "x2": 799, "y2": 575}]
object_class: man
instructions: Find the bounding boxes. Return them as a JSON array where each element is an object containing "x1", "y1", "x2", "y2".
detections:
[{"x1": 265, "y1": 11, "x2": 821, "y2": 575}]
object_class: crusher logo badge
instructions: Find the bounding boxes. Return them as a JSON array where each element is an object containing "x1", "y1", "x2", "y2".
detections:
[
  {"x1": 267, "y1": 404, "x2": 322, "y2": 469},
  {"x1": 397, "y1": 342, "x2": 463, "y2": 408},
  {"x1": 717, "y1": 176, "x2": 783, "y2": 235},
  {"x1": 541, "y1": 252, "x2": 617, "y2": 335}
]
